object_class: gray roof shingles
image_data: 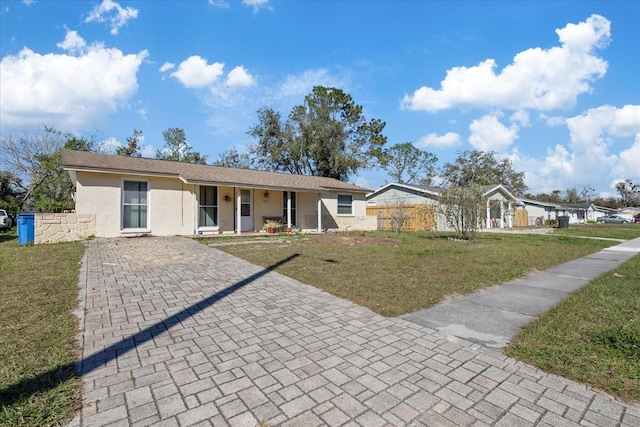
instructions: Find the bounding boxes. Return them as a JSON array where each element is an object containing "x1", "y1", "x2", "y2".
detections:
[{"x1": 61, "y1": 150, "x2": 371, "y2": 193}]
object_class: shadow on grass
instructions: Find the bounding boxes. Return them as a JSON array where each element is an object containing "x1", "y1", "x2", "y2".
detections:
[
  {"x1": 0, "y1": 233, "x2": 17, "y2": 244},
  {"x1": 0, "y1": 253, "x2": 300, "y2": 409}
]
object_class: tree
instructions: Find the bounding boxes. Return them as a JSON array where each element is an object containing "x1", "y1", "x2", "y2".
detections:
[
  {"x1": 615, "y1": 179, "x2": 639, "y2": 207},
  {"x1": 440, "y1": 149, "x2": 527, "y2": 196},
  {"x1": 0, "y1": 128, "x2": 94, "y2": 212},
  {"x1": 116, "y1": 129, "x2": 144, "y2": 157},
  {"x1": 156, "y1": 128, "x2": 207, "y2": 164},
  {"x1": 383, "y1": 142, "x2": 438, "y2": 185},
  {"x1": 0, "y1": 171, "x2": 21, "y2": 216},
  {"x1": 438, "y1": 183, "x2": 485, "y2": 240},
  {"x1": 213, "y1": 148, "x2": 253, "y2": 168},
  {"x1": 248, "y1": 86, "x2": 387, "y2": 181}
]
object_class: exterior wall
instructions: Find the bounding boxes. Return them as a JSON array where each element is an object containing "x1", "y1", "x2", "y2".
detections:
[
  {"x1": 74, "y1": 171, "x2": 196, "y2": 238},
  {"x1": 74, "y1": 171, "x2": 373, "y2": 236},
  {"x1": 34, "y1": 213, "x2": 96, "y2": 244},
  {"x1": 367, "y1": 187, "x2": 438, "y2": 206},
  {"x1": 320, "y1": 192, "x2": 371, "y2": 231}
]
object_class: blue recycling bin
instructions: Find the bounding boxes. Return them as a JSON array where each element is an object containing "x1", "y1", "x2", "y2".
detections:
[{"x1": 18, "y1": 212, "x2": 35, "y2": 245}]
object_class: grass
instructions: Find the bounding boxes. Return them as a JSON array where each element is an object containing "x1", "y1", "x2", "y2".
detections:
[
  {"x1": 551, "y1": 223, "x2": 640, "y2": 240},
  {"x1": 506, "y1": 253, "x2": 640, "y2": 402},
  {"x1": 206, "y1": 230, "x2": 616, "y2": 317},
  {"x1": 0, "y1": 232, "x2": 85, "y2": 426}
]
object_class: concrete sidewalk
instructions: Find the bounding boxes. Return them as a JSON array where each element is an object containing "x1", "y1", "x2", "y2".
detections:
[
  {"x1": 67, "y1": 236, "x2": 640, "y2": 426},
  {"x1": 402, "y1": 236, "x2": 640, "y2": 348}
]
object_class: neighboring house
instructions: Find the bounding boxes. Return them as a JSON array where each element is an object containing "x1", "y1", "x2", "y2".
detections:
[
  {"x1": 366, "y1": 182, "x2": 518, "y2": 230},
  {"x1": 61, "y1": 150, "x2": 374, "y2": 238},
  {"x1": 516, "y1": 198, "x2": 564, "y2": 225},
  {"x1": 563, "y1": 203, "x2": 606, "y2": 223},
  {"x1": 517, "y1": 199, "x2": 613, "y2": 224}
]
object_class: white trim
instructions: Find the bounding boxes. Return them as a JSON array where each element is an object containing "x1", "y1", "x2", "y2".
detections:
[{"x1": 121, "y1": 178, "x2": 150, "y2": 232}]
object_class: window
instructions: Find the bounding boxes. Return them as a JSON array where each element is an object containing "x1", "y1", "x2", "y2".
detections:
[
  {"x1": 283, "y1": 191, "x2": 297, "y2": 226},
  {"x1": 337, "y1": 194, "x2": 353, "y2": 215},
  {"x1": 199, "y1": 186, "x2": 218, "y2": 227},
  {"x1": 240, "y1": 189, "x2": 251, "y2": 217},
  {"x1": 122, "y1": 181, "x2": 148, "y2": 229}
]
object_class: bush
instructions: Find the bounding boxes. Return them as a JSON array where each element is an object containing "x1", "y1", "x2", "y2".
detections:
[{"x1": 545, "y1": 219, "x2": 558, "y2": 227}]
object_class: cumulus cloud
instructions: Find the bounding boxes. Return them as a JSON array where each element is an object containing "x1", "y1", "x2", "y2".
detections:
[
  {"x1": 512, "y1": 104, "x2": 640, "y2": 193},
  {"x1": 0, "y1": 30, "x2": 147, "y2": 130},
  {"x1": 226, "y1": 66, "x2": 255, "y2": 88},
  {"x1": 56, "y1": 29, "x2": 87, "y2": 54},
  {"x1": 416, "y1": 132, "x2": 461, "y2": 148},
  {"x1": 85, "y1": 0, "x2": 138, "y2": 35},
  {"x1": 401, "y1": 14, "x2": 610, "y2": 113},
  {"x1": 468, "y1": 114, "x2": 519, "y2": 152},
  {"x1": 171, "y1": 56, "x2": 225, "y2": 88}
]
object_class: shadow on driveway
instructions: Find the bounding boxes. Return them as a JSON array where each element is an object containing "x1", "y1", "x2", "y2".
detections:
[{"x1": 0, "y1": 253, "x2": 299, "y2": 409}]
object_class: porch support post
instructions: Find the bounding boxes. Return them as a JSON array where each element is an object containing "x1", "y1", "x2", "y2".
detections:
[
  {"x1": 486, "y1": 200, "x2": 491, "y2": 229},
  {"x1": 236, "y1": 189, "x2": 242, "y2": 235},
  {"x1": 500, "y1": 201, "x2": 504, "y2": 228},
  {"x1": 507, "y1": 202, "x2": 513, "y2": 227},
  {"x1": 286, "y1": 193, "x2": 292, "y2": 229},
  {"x1": 317, "y1": 195, "x2": 322, "y2": 233}
]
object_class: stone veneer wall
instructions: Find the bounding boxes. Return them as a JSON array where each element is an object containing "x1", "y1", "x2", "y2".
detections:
[
  {"x1": 334, "y1": 215, "x2": 378, "y2": 231},
  {"x1": 35, "y1": 213, "x2": 96, "y2": 244}
]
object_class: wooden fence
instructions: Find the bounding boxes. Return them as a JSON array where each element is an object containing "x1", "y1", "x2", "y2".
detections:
[{"x1": 366, "y1": 204, "x2": 436, "y2": 231}]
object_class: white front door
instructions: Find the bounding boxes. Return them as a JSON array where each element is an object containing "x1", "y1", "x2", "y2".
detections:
[{"x1": 240, "y1": 189, "x2": 253, "y2": 231}]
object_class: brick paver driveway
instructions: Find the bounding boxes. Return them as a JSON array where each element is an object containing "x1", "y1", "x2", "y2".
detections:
[{"x1": 72, "y1": 237, "x2": 639, "y2": 426}]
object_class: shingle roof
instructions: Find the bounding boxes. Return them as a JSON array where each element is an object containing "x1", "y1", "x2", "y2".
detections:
[{"x1": 61, "y1": 150, "x2": 371, "y2": 193}]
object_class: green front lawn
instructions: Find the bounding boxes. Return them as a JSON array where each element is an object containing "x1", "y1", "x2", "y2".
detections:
[
  {"x1": 0, "y1": 234, "x2": 84, "y2": 426},
  {"x1": 506, "y1": 253, "x2": 640, "y2": 402},
  {"x1": 208, "y1": 231, "x2": 616, "y2": 317}
]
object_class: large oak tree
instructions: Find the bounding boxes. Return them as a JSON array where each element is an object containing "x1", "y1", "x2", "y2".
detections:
[{"x1": 247, "y1": 86, "x2": 387, "y2": 181}]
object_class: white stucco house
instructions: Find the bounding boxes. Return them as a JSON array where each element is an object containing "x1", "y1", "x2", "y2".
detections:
[
  {"x1": 61, "y1": 150, "x2": 375, "y2": 238},
  {"x1": 516, "y1": 199, "x2": 612, "y2": 225},
  {"x1": 366, "y1": 182, "x2": 518, "y2": 230}
]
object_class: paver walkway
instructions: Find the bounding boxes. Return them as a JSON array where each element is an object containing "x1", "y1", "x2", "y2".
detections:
[{"x1": 69, "y1": 237, "x2": 639, "y2": 426}]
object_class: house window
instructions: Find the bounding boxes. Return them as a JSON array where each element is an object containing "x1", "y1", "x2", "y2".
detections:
[
  {"x1": 283, "y1": 191, "x2": 297, "y2": 226},
  {"x1": 122, "y1": 180, "x2": 148, "y2": 229},
  {"x1": 337, "y1": 194, "x2": 353, "y2": 215},
  {"x1": 199, "y1": 186, "x2": 218, "y2": 227}
]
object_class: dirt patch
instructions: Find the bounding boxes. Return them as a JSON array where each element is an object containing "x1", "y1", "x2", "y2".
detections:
[{"x1": 309, "y1": 235, "x2": 401, "y2": 246}]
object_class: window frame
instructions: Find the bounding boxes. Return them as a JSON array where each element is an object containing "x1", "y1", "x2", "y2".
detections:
[
  {"x1": 337, "y1": 194, "x2": 353, "y2": 215},
  {"x1": 121, "y1": 179, "x2": 150, "y2": 231},
  {"x1": 198, "y1": 185, "x2": 218, "y2": 228}
]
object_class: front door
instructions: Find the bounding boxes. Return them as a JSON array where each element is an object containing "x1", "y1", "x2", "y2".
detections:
[{"x1": 240, "y1": 189, "x2": 253, "y2": 231}]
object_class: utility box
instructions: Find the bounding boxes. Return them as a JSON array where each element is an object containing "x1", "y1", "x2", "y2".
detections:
[
  {"x1": 557, "y1": 215, "x2": 570, "y2": 229},
  {"x1": 18, "y1": 212, "x2": 35, "y2": 245}
]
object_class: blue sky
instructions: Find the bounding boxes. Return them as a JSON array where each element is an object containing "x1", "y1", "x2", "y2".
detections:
[{"x1": 1, "y1": 0, "x2": 639, "y2": 197}]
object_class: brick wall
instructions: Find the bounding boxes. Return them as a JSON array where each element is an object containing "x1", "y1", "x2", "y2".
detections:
[{"x1": 35, "y1": 213, "x2": 96, "y2": 244}]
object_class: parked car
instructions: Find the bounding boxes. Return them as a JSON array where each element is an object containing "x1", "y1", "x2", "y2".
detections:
[
  {"x1": 596, "y1": 215, "x2": 630, "y2": 224},
  {"x1": 634, "y1": 213, "x2": 640, "y2": 224},
  {"x1": 0, "y1": 209, "x2": 13, "y2": 232}
]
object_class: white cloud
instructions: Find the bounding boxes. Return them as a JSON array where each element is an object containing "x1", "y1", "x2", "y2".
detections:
[
  {"x1": 468, "y1": 114, "x2": 519, "y2": 152},
  {"x1": 159, "y1": 62, "x2": 175, "y2": 73},
  {"x1": 226, "y1": 66, "x2": 255, "y2": 88},
  {"x1": 416, "y1": 132, "x2": 461, "y2": 148},
  {"x1": 85, "y1": 0, "x2": 138, "y2": 36},
  {"x1": 614, "y1": 134, "x2": 640, "y2": 180},
  {"x1": 171, "y1": 56, "x2": 225, "y2": 88},
  {"x1": 56, "y1": 29, "x2": 87, "y2": 54},
  {"x1": 277, "y1": 68, "x2": 348, "y2": 102},
  {"x1": 401, "y1": 14, "x2": 610, "y2": 113},
  {"x1": 0, "y1": 33, "x2": 147, "y2": 130},
  {"x1": 509, "y1": 110, "x2": 530, "y2": 127},
  {"x1": 540, "y1": 113, "x2": 566, "y2": 127},
  {"x1": 512, "y1": 104, "x2": 639, "y2": 193},
  {"x1": 208, "y1": 0, "x2": 230, "y2": 8},
  {"x1": 242, "y1": 0, "x2": 271, "y2": 12}
]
